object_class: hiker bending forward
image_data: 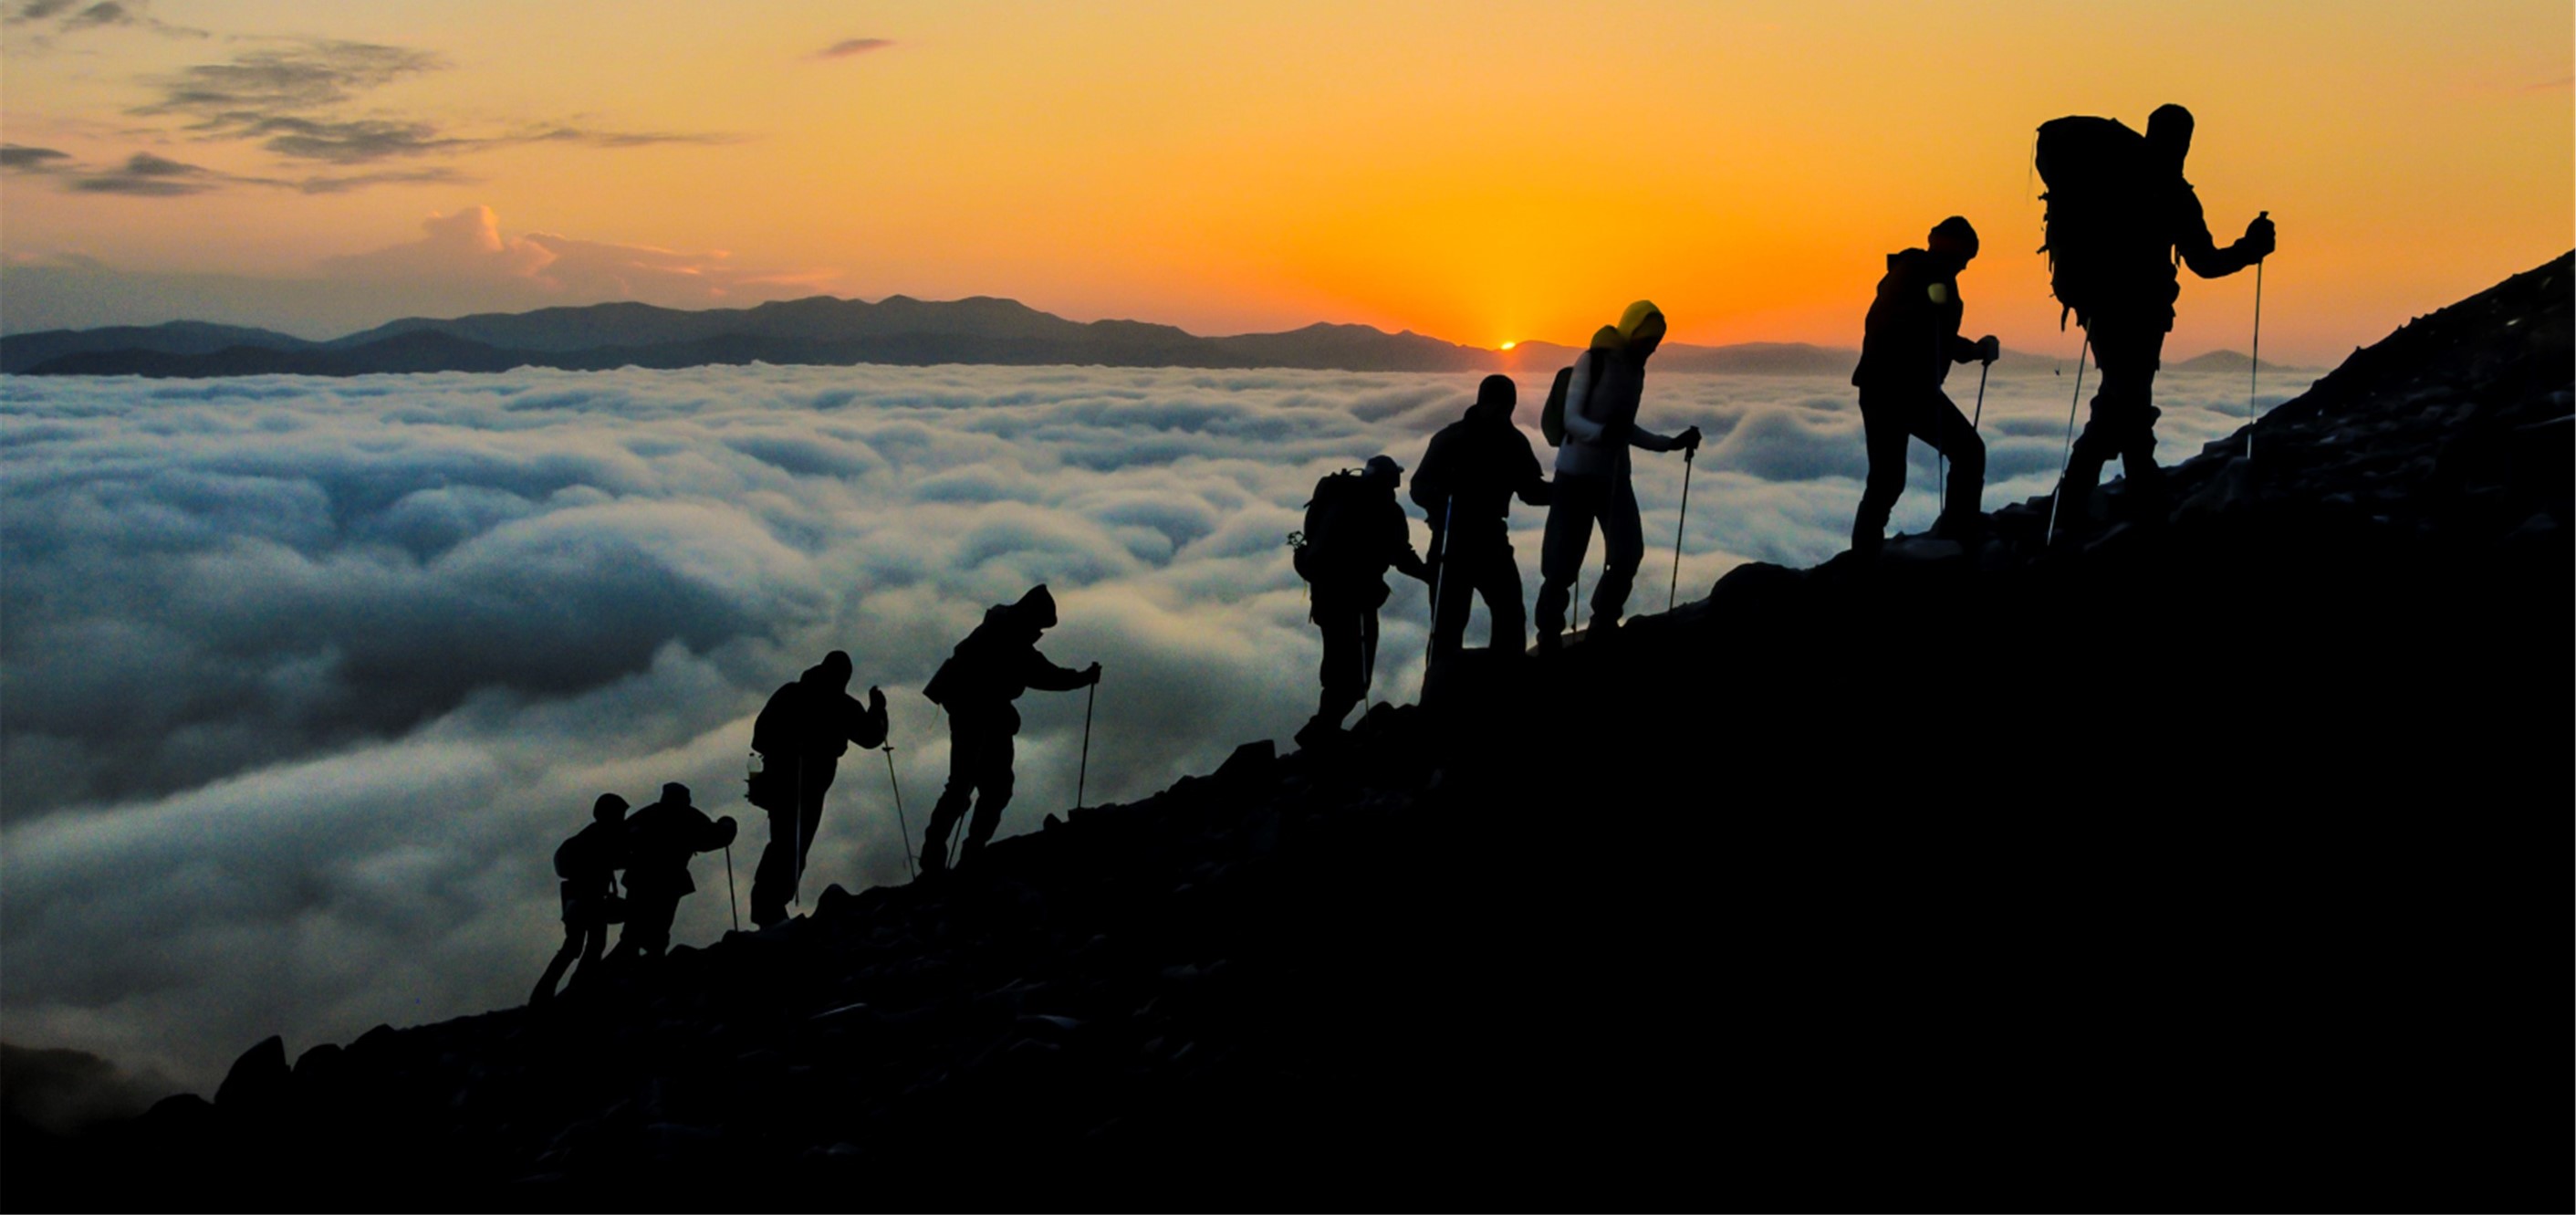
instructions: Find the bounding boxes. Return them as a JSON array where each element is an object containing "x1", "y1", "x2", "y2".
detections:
[
  {"x1": 605, "y1": 782, "x2": 735, "y2": 962},
  {"x1": 1851, "y1": 215, "x2": 1999, "y2": 554},
  {"x1": 919, "y1": 585, "x2": 1099, "y2": 875},
  {"x1": 530, "y1": 792, "x2": 631, "y2": 1004},
  {"x1": 746, "y1": 650, "x2": 888, "y2": 927},
  {"x1": 1296, "y1": 455, "x2": 1431, "y2": 746},
  {"x1": 1413, "y1": 374, "x2": 1550, "y2": 656},
  {"x1": 1535, "y1": 301, "x2": 1700, "y2": 649},
  {"x1": 2053, "y1": 103, "x2": 2273, "y2": 526}
]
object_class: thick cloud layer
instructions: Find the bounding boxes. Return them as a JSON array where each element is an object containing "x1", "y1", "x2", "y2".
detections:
[{"x1": 0, "y1": 360, "x2": 2288, "y2": 1086}]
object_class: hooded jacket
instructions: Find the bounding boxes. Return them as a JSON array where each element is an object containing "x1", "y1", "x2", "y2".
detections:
[
  {"x1": 1851, "y1": 247, "x2": 1984, "y2": 391},
  {"x1": 621, "y1": 790, "x2": 733, "y2": 899},
  {"x1": 922, "y1": 588, "x2": 1090, "y2": 720},
  {"x1": 1555, "y1": 305, "x2": 1684, "y2": 479},
  {"x1": 1412, "y1": 384, "x2": 1549, "y2": 541},
  {"x1": 751, "y1": 655, "x2": 888, "y2": 764}
]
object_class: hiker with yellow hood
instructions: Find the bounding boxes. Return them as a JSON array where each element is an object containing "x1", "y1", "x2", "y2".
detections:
[{"x1": 1535, "y1": 300, "x2": 1700, "y2": 651}]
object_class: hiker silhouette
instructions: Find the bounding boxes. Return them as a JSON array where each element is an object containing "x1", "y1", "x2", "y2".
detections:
[
  {"x1": 602, "y1": 782, "x2": 735, "y2": 963},
  {"x1": 2040, "y1": 103, "x2": 2275, "y2": 529},
  {"x1": 746, "y1": 651, "x2": 888, "y2": 927},
  {"x1": 1413, "y1": 374, "x2": 1551, "y2": 656},
  {"x1": 918, "y1": 585, "x2": 1099, "y2": 875},
  {"x1": 1293, "y1": 455, "x2": 1432, "y2": 747},
  {"x1": 528, "y1": 792, "x2": 631, "y2": 1004},
  {"x1": 1851, "y1": 215, "x2": 1999, "y2": 554},
  {"x1": 1533, "y1": 301, "x2": 1701, "y2": 649}
]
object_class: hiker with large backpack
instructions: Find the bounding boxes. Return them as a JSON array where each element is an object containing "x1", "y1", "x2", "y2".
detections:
[
  {"x1": 528, "y1": 792, "x2": 632, "y2": 1004},
  {"x1": 1413, "y1": 374, "x2": 1551, "y2": 657},
  {"x1": 2039, "y1": 104, "x2": 2274, "y2": 531},
  {"x1": 917, "y1": 585, "x2": 1100, "y2": 875},
  {"x1": 1291, "y1": 455, "x2": 1432, "y2": 747},
  {"x1": 604, "y1": 783, "x2": 736, "y2": 964},
  {"x1": 745, "y1": 650, "x2": 888, "y2": 927},
  {"x1": 1533, "y1": 301, "x2": 1701, "y2": 651},
  {"x1": 1851, "y1": 215, "x2": 2001, "y2": 555}
]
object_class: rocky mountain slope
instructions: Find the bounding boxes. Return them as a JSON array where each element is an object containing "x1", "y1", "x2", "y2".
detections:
[{"x1": 9, "y1": 255, "x2": 2568, "y2": 1210}]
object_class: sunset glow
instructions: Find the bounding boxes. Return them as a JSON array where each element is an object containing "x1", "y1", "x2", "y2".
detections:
[{"x1": 3, "y1": 1, "x2": 2568, "y2": 364}]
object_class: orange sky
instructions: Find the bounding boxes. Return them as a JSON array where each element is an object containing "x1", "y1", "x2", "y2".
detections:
[{"x1": 3, "y1": 0, "x2": 2568, "y2": 362}]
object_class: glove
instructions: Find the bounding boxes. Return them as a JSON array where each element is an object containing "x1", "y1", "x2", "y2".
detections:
[
  {"x1": 712, "y1": 816, "x2": 738, "y2": 847},
  {"x1": 1085, "y1": 662, "x2": 1103, "y2": 686},
  {"x1": 2243, "y1": 212, "x2": 2276, "y2": 260},
  {"x1": 867, "y1": 686, "x2": 886, "y2": 712},
  {"x1": 1678, "y1": 425, "x2": 1703, "y2": 453},
  {"x1": 1977, "y1": 335, "x2": 2000, "y2": 364}
]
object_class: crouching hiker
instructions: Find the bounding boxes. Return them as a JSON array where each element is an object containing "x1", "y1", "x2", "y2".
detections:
[
  {"x1": 529, "y1": 792, "x2": 631, "y2": 1004},
  {"x1": 604, "y1": 782, "x2": 735, "y2": 963},
  {"x1": 1293, "y1": 454, "x2": 1432, "y2": 747},
  {"x1": 919, "y1": 585, "x2": 1100, "y2": 875}
]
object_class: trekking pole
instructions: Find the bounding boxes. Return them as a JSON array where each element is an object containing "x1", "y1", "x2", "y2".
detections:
[
  {"x1": 1667, "y1": 447, "x2": 1694, "y2": 612},
  {"x1": 2247, "y1": 241, "x2": 2265, "y2": 462},
  {"x1": 1935, "y1": 337, "x2": 1947, "y2": 524},
  {"x1": 881, "y1": 745, "x2": 914, "y2": 880},
  {"x1": 1972, "y1": 359, "x2": 1988, "y2": 430},
  {"x1": 791, "y1": 758, "x2": 804, "y2": 911},
  {"x1": 724, "y1": 842, "x2": 739, "y2": 932},
  {"x1": 1076, "y1": 674, "x2": 1098, "y2": 812},
  {"x1": 1424, "y1": 497, "x2": 1455, "y2": 676},
  {"x1": 2045, "y1": 330, "x2": 2092, "y2": 546}
]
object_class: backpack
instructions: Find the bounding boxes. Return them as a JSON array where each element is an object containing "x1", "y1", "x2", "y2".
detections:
[
  {"x1": 922, "y1": 608, "x2": 1008, "y2": 706},
  {"x1": 1540, "y1": 365, "x2": 1575, "y2": 447},
  {"x1": 2034, "y1": 115, "x2": 2148, "y2": 329},
  {"x1": 1291, "y1": 469, "x2": 1369, "y2": 581},
  {"x1": 554, "y1": 825, "x2": 605, "y2": 882},
  {"x1": 1538, "y1": 354, "x2": 1611, "y2": 447}
]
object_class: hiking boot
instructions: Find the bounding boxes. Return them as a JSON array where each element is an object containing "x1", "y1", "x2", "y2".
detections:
[
  {"x1": 1292, "y1": 714, "x2": 1339, "y2": 751},
  {"x1": 1929, "y1": 511, "x2": 1987, "y2": 547},
  {"x1": 918, "y1": 836, "x2": 947, "y2": 877},
  {"x1": 1535, "y1": 628, "x2": 1562, "y2": 655}
]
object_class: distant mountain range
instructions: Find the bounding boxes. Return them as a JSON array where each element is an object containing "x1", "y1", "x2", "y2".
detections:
[
  {"x1": 1, "y1": 296, "x2": 1864, "y2": 378},
  {"x1": 0, "y1": 296, "x2": 2300, "y2": 379}
]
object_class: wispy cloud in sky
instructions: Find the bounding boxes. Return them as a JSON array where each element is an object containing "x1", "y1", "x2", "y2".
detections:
[
  {"x1": 4, "y1": 0, "x2": 204, "y2": 41},
  {"x1": 0, "y1": 35, "x2": 748, "y2": 197},
  {"x1": 815, "y1": 37, "x2": 894, "y2": 59},
  {"x1": 0, "y1": 206, "x2": 840, "y2": 335}
]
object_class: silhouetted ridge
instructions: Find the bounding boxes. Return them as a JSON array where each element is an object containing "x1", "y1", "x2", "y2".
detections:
[
  {"x1": 13, "y1": 255, "x2": 2568, "y2": 1211},
  {"x1": 16, "y1": 294, "x2": 1880, "y2": 377}
]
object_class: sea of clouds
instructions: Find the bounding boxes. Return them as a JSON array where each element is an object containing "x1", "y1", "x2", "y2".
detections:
[{"x1": 0, "y1": 358, "x2": 2297, "y2": 1088}]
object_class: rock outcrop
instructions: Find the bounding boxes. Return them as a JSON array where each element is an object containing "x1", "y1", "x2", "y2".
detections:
[{"x1": 13, "y1": 256, "x2": 2568, "y2": 1211}]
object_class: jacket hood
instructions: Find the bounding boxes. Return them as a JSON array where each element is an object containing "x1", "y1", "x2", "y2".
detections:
[
  {"x1": 1468, "y1": 373, "x2": 1516, "y2": 424},
  {"x1": 1615, "y1": 300, "x2": 1665, "y2": 346},
  {"x1": 1008, "y1": 583, "x2": 1057, "y2": 631},
  {"x1": 800, "y1": 650, "x2": 853, "y2": 690}
]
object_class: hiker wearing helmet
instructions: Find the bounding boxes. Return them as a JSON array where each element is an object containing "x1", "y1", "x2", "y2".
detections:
[
  {"x1": 1851, "y1": 215, "x2": 2000, "y2": 554},
  {"x1": 528, "y1": 792, "x2": 631, "y2": 1004},
  {"x1": 1292, "y1": 455, "x2": 1432, "y2": 747},
  {"x1": 745, "y1": 650, "x2": 888, "y2": 927},
  {"x1": 2044, "y1": 103, "x2": 2275, "y2": 529},
  {"x1": 604, "y1": 782, "x2": 735, "y2": 963},
  {"x1": 1412, "y1": 374, "x2": 1551, "y2": 656},
  {"x1": 918, "y1": 585, "x2": 1100, "y2": 874},
  {"x1": 1534, "y1": 301, "x2": 1702, "y2": 650}
]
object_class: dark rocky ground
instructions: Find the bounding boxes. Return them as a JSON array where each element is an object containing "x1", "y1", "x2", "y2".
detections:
[{"x1": 11, "y1": 255, "x2": 2570, "y2": 1211}]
